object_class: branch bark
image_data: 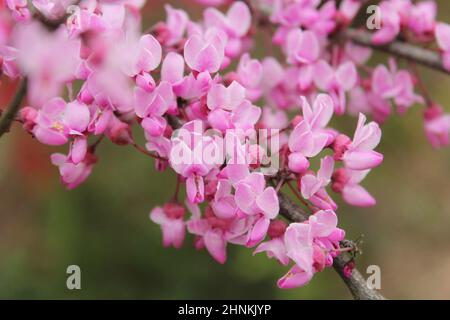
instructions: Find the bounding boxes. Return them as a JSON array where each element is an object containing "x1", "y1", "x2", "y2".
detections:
[
  {"x1": 0, "y1": 79, "x2": 28, "y2": 139},
  {"x1": 341, "y1": 28, "x2": 449, "y2": 75},
  {"x1": 278, "y1": 193, "x2": 386, "y2": 300}
]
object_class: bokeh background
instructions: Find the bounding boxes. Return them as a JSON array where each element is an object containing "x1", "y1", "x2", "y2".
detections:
[{"x1": 1, "y1": 0, "x2": 450, "y2": 299}]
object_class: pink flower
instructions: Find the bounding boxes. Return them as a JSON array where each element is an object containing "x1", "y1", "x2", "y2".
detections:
[
  {"x1": 128, "y1": 34, "x2": 162, "y2": 76},
  {"x1": 150, "y1": 203, "x2": 186, "y2": 249},
  {"x1": 135, "y1": 81, "x2": 175, "y2": 136},
  {"x1": 344, "y1": 42, "x2": 372, "y2": 66},
  {"x1": 313, "y1": 60, "x2": 357, "y2": 115},
  {"x1": 207, "y1": 99, "x2": 261, "y2": 133},
  {"x1": 207, "y1": 81, "x2": 246, "y2": 111},
  {"x1": 227, "y1": 164, "x2": 279, "y2": 247},
  {"x1": 332, "y1": 168, "x2": 376, "y2": 207},
  {"x1": 6, "y1": 0, "x2": 30, "y2": 21},
  {"x1": 13, "y1": 22, "x2": 81, "y2": 107},
  {"x1": 187, "y1": 206, "x2": 253, "y2": 264},
  {"x1": 423, "y1": 105, "x2": 450, "y2": 149},
  {"x1": 408, "y1": 1, "x2": 436, "y2": 37},
  {"x1": 32, "y1": 98, "x2": 90, "y2": 146},
  {"x1": 169, "y1": 121, "x2": 220, "y2": 204},
  {"x1": 435, "y1": 23, "x2": 450, "y2": 71},
  {"x1": 339, "y1": 0, "x2": 362, "y2": 23},
  {"x1": 305, "y1": 1, "x2": 337, "y2": 35},
  {"x1": 285, "y1": 28, "x2": 320, "y2": 65},
  {"x1": 339, "y1": 113, "x2": 383, "y2": 171},
  {"x1": 371, "y1": 60, "x2": 423, "y2": 113},
  {"x1": 236, "y1": 53, "x2": 263, "y2": 91},
  {"x1": 279, "y1": 210, "x2": 343, "y2": 289},
  {"x1": 211, "y1": 179, "x2": 237, "y2": 219},
  {"x1": 184, "y1": 28, "x2": 226, "y2": 73},
  {"x1": 288, "y1": 94, "x2": 334, "y2": 163},
  {"x1": 161, "y1": 52, "x2": 185, "y2": 85},
  {"x1": 254, "y1": 220, "x2": 290, "y2": 266},
  {"x1": 51, "y1": 150, "x2": 97, "y2": 189},
  {"x1": 154, "y1": 5, "x2": 189, "y2": 46},
  {"x1": 372, "y1": 1, "x2": 401, "y2": 45},
  {"x1": 0, "y1": 45, "x2": 19, "y2": 78},
  {"x1": 230, "y1": 165, "x2": 279, "y2": 219},
  {"x1": 301, "y1": 156, "x2": 334, "y2": 199},
  {"x1": 204, "y1": 1, "x2": 251, "y2": 38}
]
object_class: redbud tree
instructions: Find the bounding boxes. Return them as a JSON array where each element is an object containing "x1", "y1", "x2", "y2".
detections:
[{"x1": 1, "y1": 0, "x2": 449, "y2": 300}]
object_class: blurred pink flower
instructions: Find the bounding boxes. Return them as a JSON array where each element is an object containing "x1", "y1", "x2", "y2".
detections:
[{"x1": 150, "y1": 203, "x2": 186, "y2": 249}]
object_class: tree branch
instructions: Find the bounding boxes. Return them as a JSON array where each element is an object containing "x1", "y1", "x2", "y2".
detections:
[
  {"x1": 341, "y1": 28, "x2": 449, "y2": 75},
  {"x1": 0, "y1": 78, "x2": 28, "y2": 139},
  {"x1": 278, "y1": 193, "x2": 386, "y2": 300}
]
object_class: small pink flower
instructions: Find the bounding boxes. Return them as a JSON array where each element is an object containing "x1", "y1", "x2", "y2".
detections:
[
  {"x1": 285, "y1": 28, "x2": 320, "y2": 65},
  {"x1": 288, "y1": 94, "x2": 334, "y2": 160},
  {"x1": 227, "y1": 164, "x2": 279, "y2": 247},
  {"x1": 424, "y1": 105, "x2": 450, "y2": 149},
  {"x1": 169, "y1": 121, "x2": 220, "y2": 204},
  {"x1": 161, "y1": 52, "x2": 185, "y2": 85},
  {"x1": 339, "y1": 0, "x2": 362, "y2": 23},
  {"x1": 154, "y1": 5, "x2": 189, "y2": 46},
  {"x1": 187, "y1": 206, "x2": 253, "y2": 264},
  {"x1": 300, "y1": 156, "x2": 334, "y2": 199},
  {"x1": 408, "y1": 1, "x2": 436, "y2": 37},
  {"x1": 313, "y1": 60, "x2": 357, "y2": 115},
  {"x1": 204, "y1": 1, "x2": 251, "y2": 38},
  {"x1": 279, "y1": 210, "x2": 342, "y2": 289},
  {"x1": 211, "y1": 179, "x2": 237, "y2": 219},
  {"x1": 135, "y1": 81, "x2": 175, "y2": 136},
  {"x1": 32, "y1": 98, "x2": 90, "y2": 146},
  {"x1": 332, "y1": 168, "x2": 376, "y2": 207},
  {"x1": 6, "y1": 0, "x2": 30, "y2": 21},
  {"x1": 371, "y1": 2, "x2": 401, "y2": 45},
  {"x1": 150, "y1": 203, "x2": 186, "y2": 249},
  {"x1": 0, "y1": 45, "x2": 19, "y2": 78},
  {"x1": 51, "y1": 150, "x2": 97, "y2": 189},
  {"x1": 208, "y1": 99, "x2": 261, "y2": 133},
  {"x1": 184, "y1": 28, "x2": 226, "y2": 73},
  {"x1": 371, "y1": 60, "x2": 423, "y2": 112},
  {"x1": 340, "y1": 113, "x2": 383, "y2": 171},
  {"x1": 14, "y1": 22, "x2": 81, "y2": 107},
  {"x1": 254, "y1": 220, "x2": 289, "y2": 266},
  {"x1": 236, "y1": 53, "x2": 263, "y2": 91},
  {"x1": 131, "y1": 34, "x2": 162, "y2": 76},
  {"x1": 230, "y1": 166, "x2": 279, "y2": 219},
  {"x1": 207, "y1": 81, "x2": 246, "y2": 111},
  {"x1": 435, "y1": 22, "x2": 450, "y2": 72}
]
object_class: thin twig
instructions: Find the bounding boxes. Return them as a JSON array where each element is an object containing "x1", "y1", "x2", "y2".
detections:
[
  {"x1": 0, "y1": 79, "x2": 28, "y2": 139},
  {"x1": 341, "y1": 28, "x2": 449, "y2": 75}
]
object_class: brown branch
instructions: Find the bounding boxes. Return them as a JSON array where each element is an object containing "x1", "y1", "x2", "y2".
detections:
[
  {"x1": 341, "y1": 28, "x2": 449, "y2": 75},
  {"x1": 0, "y1": 79, "x2": 28, "y2": 139},
  {"x1": 278, "y1": 193, "x2": 386, "y2": 300}
]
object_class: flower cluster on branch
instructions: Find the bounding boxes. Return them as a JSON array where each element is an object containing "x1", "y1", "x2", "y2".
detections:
[{"x1": 0, "y1": 0, "x2": 449, "y2": 293}]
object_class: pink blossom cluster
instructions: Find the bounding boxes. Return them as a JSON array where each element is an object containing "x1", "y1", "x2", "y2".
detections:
[
  {"x1": 258, "y1": 0, "x2": 450, "y2": 148},
  {"x1": 0, "y1": 0, "x2": 447, "y2": 289}
]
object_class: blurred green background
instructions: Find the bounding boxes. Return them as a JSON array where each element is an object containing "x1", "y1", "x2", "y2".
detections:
[{"x1": 1, "y1": 0, "x2": 450, "y2": 299}]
